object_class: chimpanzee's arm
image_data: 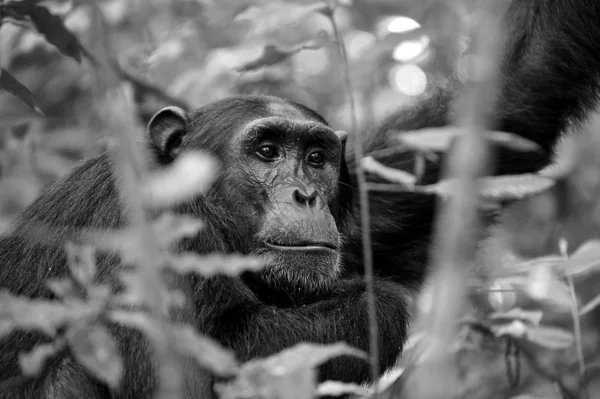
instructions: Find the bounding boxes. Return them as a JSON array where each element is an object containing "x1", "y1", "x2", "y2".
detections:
[{"x1": 197, "y1": 276, "x2": 409, "y2": 384}]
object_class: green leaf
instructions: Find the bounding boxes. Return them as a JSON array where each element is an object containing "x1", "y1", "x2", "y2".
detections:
[
  {"x1": 67, "y1": 323, "x2": 123, "y2": 388},
  {"x1": 0, "y1": 69, "x2": 44, "y2": 114},
  {"x1": 27, "y1": 5, "x2": 82, "y2": 63},
  {"x1": 19, "y1": 342, "x2": 63, "y2": 376}
]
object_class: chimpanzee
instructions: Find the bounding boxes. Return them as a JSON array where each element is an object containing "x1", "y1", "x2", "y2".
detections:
[{"x1": 1, "y1": 0, "x2": 600, "y2": 398}]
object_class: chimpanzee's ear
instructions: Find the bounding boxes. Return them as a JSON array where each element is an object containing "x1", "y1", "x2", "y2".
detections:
[{"x1": 147, "y1": 106, "x2": 188, "y2": 160}]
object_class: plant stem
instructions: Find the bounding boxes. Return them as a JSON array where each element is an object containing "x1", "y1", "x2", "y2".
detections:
[{"x1": 326, "y1": 2, "x2": 380, "y2": 390}]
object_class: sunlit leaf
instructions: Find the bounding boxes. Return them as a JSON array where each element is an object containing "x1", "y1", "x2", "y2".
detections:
[
  {"x1": 152, "y1": 213, "x2": 205, "y2": 248},
  {"x1": 391, "y1": 127, "x2": 541, "y2": 154},
  {"x1": 317, "y1": 381, "x2": 368, "y2": 397},
  {"x1": 166, "y1": 253, "x2": 265, "y2": 276},
  {"x1": 234, "y1": 1, "x2": 328, "y2": 38},
  {"x1": 361, "y1": 156, "x2": 417, "y2": 188},
  {"x1": 428, "y1": 174, "x2": 555, "y2": 202},
  {"x1": 65, "y1": 244, "x2": 96, "y2": 287},
  {"x1": 46, "y1": 278, "x2": 80, "y2": 299},
  {"x1": 171, "y1": 325, "x2": 239, "y2": 376},
  {"x1": 235, "y1": 31, "x2": 330, "y2": 72},
  {"x1": 0, "y1": 69, "x2": 44, "y2": 114},
  {"x1": 67, "y1": 323, "x2": 123, "y2": 388},
  {"x1": 19, "y1": 341, "x2": 63, "y2": 376},
  {"x1": 0, "y1": 291, "x2": 87, "y2": 337},
  {"x1": 218, "y1": 343, "x2": 363, "y2": 399},
  {"x1": 565, "y1": 240, "x2": 600, "y2": 278},
  {"x1": 490, "y1": 308, "x2": 543, "y2": 326},
  {"x1": 142, "y1": 151, "x2": 217, "y2": 207}
]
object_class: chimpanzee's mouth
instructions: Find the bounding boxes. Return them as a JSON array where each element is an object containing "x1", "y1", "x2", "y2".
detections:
[{"x1": 264, "y1": 240, "x2": 338, "y2": 253}]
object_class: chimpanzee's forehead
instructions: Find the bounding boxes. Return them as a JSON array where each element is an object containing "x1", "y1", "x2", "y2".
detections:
[{"x1": 267, "y1": 102, "x2": 311, "y2": 120}]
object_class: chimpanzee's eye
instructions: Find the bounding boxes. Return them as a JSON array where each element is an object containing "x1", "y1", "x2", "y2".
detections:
[
  {"x1": 307, "y1": 150, "x2": 325, "y2": 166},
  {"x1": 256, "y1": 144, "x2": 279, "y2": 160}
]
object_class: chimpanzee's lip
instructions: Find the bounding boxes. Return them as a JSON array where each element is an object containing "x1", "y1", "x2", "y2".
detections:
[{"x1": 264, "y1": 240, "x2": 338, "y2": 253}]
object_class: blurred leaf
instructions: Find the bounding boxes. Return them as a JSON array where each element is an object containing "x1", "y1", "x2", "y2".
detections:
[
  {"x1": 234, "y1": 1, "x2": 328, "y2": 38},
  {"x1": 46, "y1": 278, "x2": 80, "y2": 299},
  {"x1": 0, "y1": 290, "x2": 85, "y2": 337},
  {"x1": 524, "y1": 325, "x2": 574, "y2": 350},
  {"x1": 392, "y1": 127, "x2": 541, "y2": 154},
  {"x1": 565, "y1": 240, "x2": 600, "y2": 278},
  {"x1": 361, "y1": 156, "x2": 416, "y2": 188},
  {"x1": 579, "y1": 293, "x2": 600, "y2": 316},
  {"x1": 490, "y1": 308, "x2": 543, "y2": 326},
  {"x1": 171, "y1": 325, "x2": 239, "y2": 376},
  {"x1": 19, "y1": 341, "x2": 63, "y2": 376},
  {"x1": 235, "y1": 31, "x2": 330, "y2": 72},
  {"x1": 67, "y1": 323, "x2": 122, "y2": 388},
  {"x1": 152, "y1": 213, "x2": 205, "y2": 248},
  {"x1": 428, "y1": 174, "x2": 555, "y2": 202},
  {"x1": 218, "y1": 343, "x2": 364, "y2": 399},
  {"x1": 142, "y1": 152, "x2": 217, "y2": 207},
  {"x1": 65, "y1": 244, "x2": 96, "y2": 287},
  {"x1": 25, "y1": 4, "x2": 83, "y2": 62},
  {"x1": 0, "y1": 69, "x2": 44, "y2": 114},
  {"x1": 316, "y1": 381, "x2": 367, "y2": 397},
  {"x1": 167, "y1": 253, "x2": 265, "y2": 277}
]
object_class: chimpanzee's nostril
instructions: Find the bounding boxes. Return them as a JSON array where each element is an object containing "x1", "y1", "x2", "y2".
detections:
[{"x1": 292, "y1": 187, "x2": 318, "y2": 208}]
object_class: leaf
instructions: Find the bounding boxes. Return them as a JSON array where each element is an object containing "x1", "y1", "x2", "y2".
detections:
[
  {"x1": 234, "y1": 2, "x2": 328, "y2": 38},
  {"x1": 218, "y1": 343, "x2": 363, "y2": 399},
  {"x1": 0, "y1": 69, "x2": 44, "y2": 114},
  {"x1": 490, "y1": 308, "x2": 543, "y2": 326},
  {"x1": 392, "y1": 127, "x2": 541, "y2": 154},
  {"x1": 361, "y1": 156, "x2": 417, "y2": 188},
  {"x1": 19, "y1": 341, "x2": 63, "y2": 376},
  {"x1": 26, "y1": 5, "x2": 83, "y2": 63},
  {"x1": 142, "y1": 152, "x2": 217, "y2": 207},
  {"x1": 579, "y1": 293, "x2": 600, "y2": 316},
  {"x1": 235, "y1": 31, "x2": 330, "y2": 72},
  {"x1": 166, "y1": 253, "x2": 265, "y2": 277},
  {"x1": 316, "y1": 381, "x2": 368, "y2": 397},
  {"x1": 46, "y1": 278, "x2": 80, "y2": 299},
  {"x1": 67, "y1": 323, "x2": 123, "y2": 388},
  {"x1": 524, "y1": 325, "x2": 574, "y2": 349},
  {"x1": 171, "y1": 325, "x2": 239, "y2": 376},
  {"x1": 0, "y1": 290, "x2": 86, "y2": 337},
  {"x1": 65, "y1": 244, "x2": 96, "y2": 287},
  {"x1": 565, "y1": 240, "x2": 600, "y2": 278},
  {"x1": 152, "y1": 213, "x2": 205, "y2": 248},
  {"x1": 257, "y1": 342, "x2": 366, "y2": 372},
  {"x1": 427, "y1": 174, "x2": 555, "y2": 202}
]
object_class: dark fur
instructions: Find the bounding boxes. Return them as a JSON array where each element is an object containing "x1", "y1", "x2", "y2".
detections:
[{"x1": 1, "y1": 0, "x2": 600, "y2": 398}]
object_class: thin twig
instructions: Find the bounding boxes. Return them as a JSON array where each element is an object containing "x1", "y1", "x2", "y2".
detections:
[
  {"x1": 325, "y1": 1, "x2": 380, "y2": 390},
  {"x1": 559, "y1": 238, "x2": 587, "y2": 398}
]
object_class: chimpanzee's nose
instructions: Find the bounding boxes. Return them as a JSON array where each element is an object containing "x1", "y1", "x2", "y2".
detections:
[{"x1": 293, "y1": 187, "x2": 318, "y2": 208}]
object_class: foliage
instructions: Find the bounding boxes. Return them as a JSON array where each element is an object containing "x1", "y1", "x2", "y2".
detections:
[{"x1": 1, "y1": 0, "x2": 600, "y2": 398}]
